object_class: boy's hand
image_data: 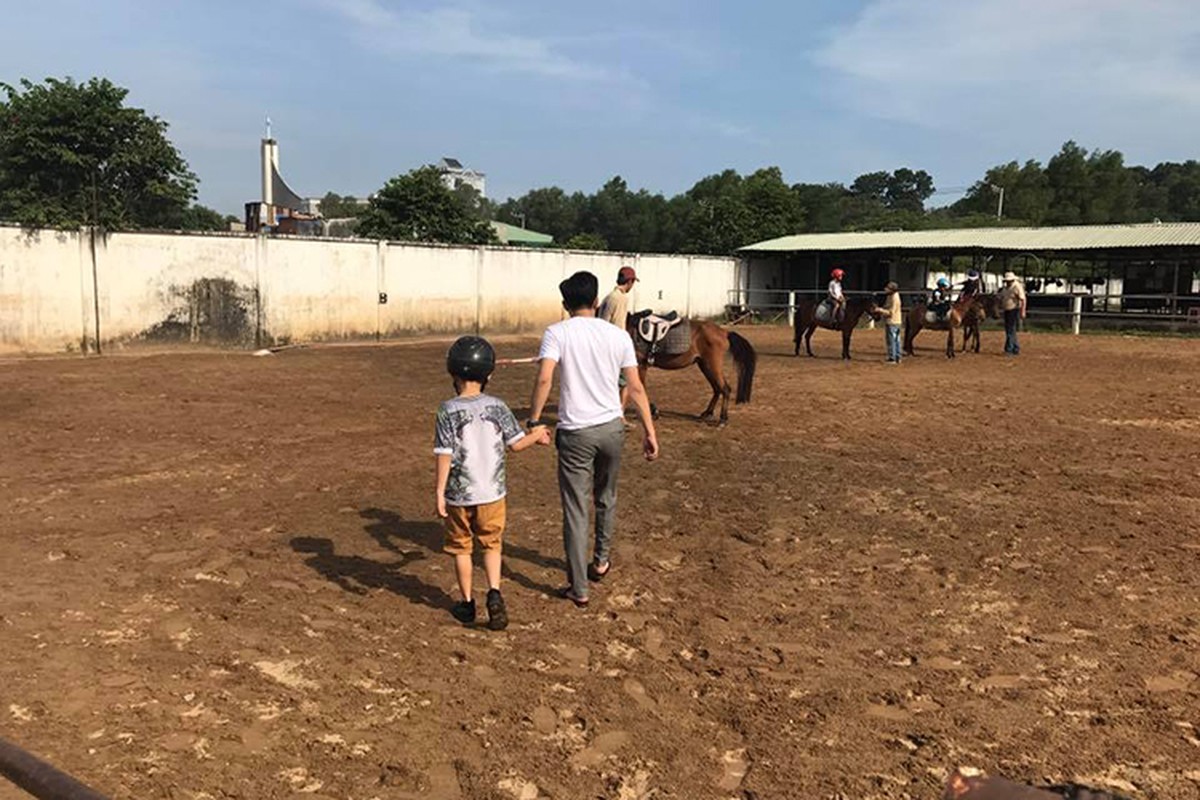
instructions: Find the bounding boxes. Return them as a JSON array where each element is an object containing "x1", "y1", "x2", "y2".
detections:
[
  {"x1": 531, "y1": 425, "x2": 552, "y2": 446},
  {"x1": 436, "y1": 496, "x2": 448, "y2": 519}
]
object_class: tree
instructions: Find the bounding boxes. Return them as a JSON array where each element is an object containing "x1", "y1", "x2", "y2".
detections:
[
  {"x1": 0, "y1": 77, "x2": 196, "y2": 230},
  {"x1": 885, "y1": 168, "x2": 935, "y2": 213},
  {"x1": 497, "y1": 187, "x2": 583, "y2": 243},
  {"x1": 564, "y1": 232, "x2": 608, "y2": 250},
  {"x1": 180, "y1": 204, "x2": 227, "y2": 232},
  {"x1": 954, "y1": 160, "x2": 1051, "y2": 224},
  {"x1": 1045, "y1": 141, "x2": 1092, "y2": 225},
  {"x1": 357, "y1": 166, "x2": 496, "y2": 244},
  {"x1": 793, "y1": 183, "x2": 848, "y2": 232},
  {"x1": 318, "y1": 192, "x2": 368, "y2": 219}
]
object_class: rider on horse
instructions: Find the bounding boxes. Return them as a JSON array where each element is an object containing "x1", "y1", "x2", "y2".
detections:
[
  {"x1": 958, "y1": 269, "x2": 982, "y2": 301},
  {"x1": 930, "y1": 277, "x2": 952, "y2": 320},
  {"x1": 828, "y1": 268, "x2": 846, "y2": 323}
]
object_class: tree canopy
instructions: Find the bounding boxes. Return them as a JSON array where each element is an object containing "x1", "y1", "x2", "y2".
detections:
[
  {"x1": 0, "y1": 77, "x2": 197, "y2": 229},
  {"x1": 356, "y1": 166, "x2": 496, "y2": 244}
]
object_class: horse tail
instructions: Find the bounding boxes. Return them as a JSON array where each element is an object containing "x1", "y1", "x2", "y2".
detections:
[{"x1": 727, "y1": 331, "x2": 757, "y2": 404}]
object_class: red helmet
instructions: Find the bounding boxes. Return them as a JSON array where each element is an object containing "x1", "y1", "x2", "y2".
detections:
[{"x1": 831, "y1": 268, "x2": 845, "y2": 280}]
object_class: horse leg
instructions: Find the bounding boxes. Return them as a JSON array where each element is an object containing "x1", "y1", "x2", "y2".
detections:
[
  {"x1": 805, "y1": 325, "x2": 816, "y2": 357},
  {"x1": 696, "y1": 358, "x2": 721, "y2": 420},
  {"x1": 696, "y1": 356, "x2": 726, "y2": 425},
  {"x1": 946, "y1": 326, "x2": 956, "y2": 359},
  {"x1": 842, "y1": 327, "x2": 852, "y2": 360}
]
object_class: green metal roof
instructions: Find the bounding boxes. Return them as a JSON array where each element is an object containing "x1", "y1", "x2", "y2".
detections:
[
  {"x1": 740, "y1": 222, "x2": 1200, "y2": 253},
  {"x1": 491, "y1": 221, "x2": 554, "y2": 246}
]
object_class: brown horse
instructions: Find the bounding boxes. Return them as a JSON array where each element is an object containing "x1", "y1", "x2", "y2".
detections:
[
  {"x1": 793, "y1": 295, "x2": 883, "y2": 359},
  {"x1": 904, "y1": 294, "x2": 1000, "y2": 357},
  {"x1": 627, "y1": 317, "x2": 757, "y2": 427}
]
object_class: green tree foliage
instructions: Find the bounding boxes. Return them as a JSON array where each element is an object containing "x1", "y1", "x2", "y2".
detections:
[
  {"x1": 318, "y1": 192, "x2": 368, "y2": 219},
  {"x1": 179, "y1": 204, "x2": 228, "y2": 232},
  {"x1": 0, "y1": 77, "x2": 197, "y2": 230},
  {"x1": 357, "y1": 166, "x2": 496, "y2": 244},
  {"x1": 564, "y1": 232, "x2": 608, "y2": 251}
]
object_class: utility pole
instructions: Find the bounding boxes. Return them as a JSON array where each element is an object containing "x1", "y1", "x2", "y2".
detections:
[{"x1": 989, "y1": 183, "x2": 1005, "y2": 221}]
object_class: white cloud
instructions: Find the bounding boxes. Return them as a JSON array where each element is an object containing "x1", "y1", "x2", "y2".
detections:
[
  {"x1": 814, "y1": 0, "x2": 1200, "y2": 157},
  {"x1": 317, "y1": 0, "x2": 614, "y2": 80}
]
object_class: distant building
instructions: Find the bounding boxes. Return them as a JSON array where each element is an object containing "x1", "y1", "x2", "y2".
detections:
[
  {"x1": 437, "y1": 157, "x2": 486, "y2": 197},
  {"x1": 491, "y1": 221, "x2": 553, "y2": 247}
]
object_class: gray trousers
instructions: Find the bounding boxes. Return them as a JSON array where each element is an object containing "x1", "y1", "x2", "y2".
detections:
[{"x1": 556, "y1": 418, "x2": 625, "y2": 597}]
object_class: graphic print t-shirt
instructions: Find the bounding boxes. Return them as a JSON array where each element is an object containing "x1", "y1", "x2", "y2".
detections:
[{"x1": 433, "y1": 394, "x2": 525, "y2": 507}]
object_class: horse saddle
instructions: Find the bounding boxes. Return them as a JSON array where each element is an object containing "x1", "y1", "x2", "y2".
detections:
[
  {"x1": 816, "y1": 301, "x2": 833, "y2": 324},
  {"x1": 631, "y1": 310, "x2": 687, "y2": 363}
]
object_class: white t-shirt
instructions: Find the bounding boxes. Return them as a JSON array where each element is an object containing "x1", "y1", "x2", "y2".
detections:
[
  {"x1": 828, "y1": 280, "x2": 844, "y2": 300},
  {"x1": 538, "y1": 316, "x2": 638, "y2": 431}
]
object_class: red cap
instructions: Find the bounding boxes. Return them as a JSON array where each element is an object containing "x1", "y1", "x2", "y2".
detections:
[{"x1": 617, "y1": 266, "x2": 638, "y2": 285}]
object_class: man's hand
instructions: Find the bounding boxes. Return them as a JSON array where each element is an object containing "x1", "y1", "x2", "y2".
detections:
[
  {"x1": 531, "y1": 425, "x2": 552, "y2": 446},
  {"x1": 436, "y1": 495, "x2": 448, "y2": 519},
  {"x1": 643, "y1": 430, "x2": 660, "y2": 461}
]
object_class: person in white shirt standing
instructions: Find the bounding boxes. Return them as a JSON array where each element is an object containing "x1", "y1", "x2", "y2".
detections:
[{"x1": 528, "y1": 271, "x2": 659, "y2": 607}]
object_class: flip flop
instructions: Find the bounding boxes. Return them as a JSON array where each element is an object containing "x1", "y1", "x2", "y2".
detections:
[
  {"x1": 587, "y1": 560, "x2": 611, "y2": 582},
  {"x1": 559, "y1": 587, "x2": 589, "y2": 608}
]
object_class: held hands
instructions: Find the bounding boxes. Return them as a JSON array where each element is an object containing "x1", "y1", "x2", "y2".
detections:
[{"x1": 529, "y1": 425, "x2": 552, "y2": 446}]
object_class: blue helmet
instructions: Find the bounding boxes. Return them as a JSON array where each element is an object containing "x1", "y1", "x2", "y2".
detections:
[{"x1": 936, "y1": 277, "x2": 950, "y2": 288}]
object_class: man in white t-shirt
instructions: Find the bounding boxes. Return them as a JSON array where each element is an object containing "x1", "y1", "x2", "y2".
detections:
[{"x1": 528, "y1": 271, "x2": 659, "y2": 607}]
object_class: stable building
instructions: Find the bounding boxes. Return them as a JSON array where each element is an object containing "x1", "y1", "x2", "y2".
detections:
[{"x1": 737, "y1": 222, "x2": 1200, "y2": 327}]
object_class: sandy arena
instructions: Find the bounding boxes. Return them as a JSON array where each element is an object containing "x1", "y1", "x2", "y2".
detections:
[{"x1": 2, "y1": 327, "x2": 1198, "y2": 800}]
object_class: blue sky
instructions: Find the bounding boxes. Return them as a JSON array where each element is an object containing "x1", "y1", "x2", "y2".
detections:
[{"x1": 4, "y1": 0, "x2": 1199, "y2": 215}]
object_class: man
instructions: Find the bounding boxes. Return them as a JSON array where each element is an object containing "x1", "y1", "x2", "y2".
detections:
[
  {"x1": 599, "y1": 266, "x2": 638, "y2": 411},
  {"x1": 828, "y1": 268, "x2": 846, "y2": 323},
  {"x1": 528, "y1": 271, "x2": 659, "y2": 608},
  {"x1": 881, "y1": 281, "x2": 902, "y2": 364},
  {"x1": 599, "y1": 266, "x2": 637, "y2": 331},
  {"x1": 999, "y1": 271, "x2": 1027, "y2": 355}
]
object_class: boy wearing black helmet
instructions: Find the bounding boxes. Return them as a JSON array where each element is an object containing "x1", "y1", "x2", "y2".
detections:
[{"x1": 435, "y1": 336, "x2": 550, "y2": 630}]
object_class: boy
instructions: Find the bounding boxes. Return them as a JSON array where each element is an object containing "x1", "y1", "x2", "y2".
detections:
[{"x1": 435, "y1": 335, "x2": 549, "y2": 630}]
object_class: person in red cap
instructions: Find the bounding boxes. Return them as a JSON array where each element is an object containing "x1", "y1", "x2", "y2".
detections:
[{"x1": 599, "y1": 266, "x2": 638, "y2": 411}]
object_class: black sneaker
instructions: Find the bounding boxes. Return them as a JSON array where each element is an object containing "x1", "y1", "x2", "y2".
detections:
[
  {"x1": 486, "y1": 589, "x2": 508, "y2": 631},
  {"x1": 450, "y1": 598, "x2": 476, "y2": 624}
]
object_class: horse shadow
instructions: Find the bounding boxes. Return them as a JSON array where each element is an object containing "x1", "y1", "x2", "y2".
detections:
[{"x1": 359, "y1": 507, "x2": 563, "y2": 597}]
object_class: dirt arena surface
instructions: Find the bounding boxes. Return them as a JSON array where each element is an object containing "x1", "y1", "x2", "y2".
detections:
[{"x1": 2, "y1": 327, "x2": 1199, "y2": 800}]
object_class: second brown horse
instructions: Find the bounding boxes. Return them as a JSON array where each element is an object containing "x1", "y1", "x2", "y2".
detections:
[{"x1": 627, "y1": 317, "x2": 757, "y2": 427}]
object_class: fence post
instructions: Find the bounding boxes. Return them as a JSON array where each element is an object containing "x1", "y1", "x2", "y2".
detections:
[
  {"x1": 1071, "y1": 294, "x2": 1082, "y2": 335},
  {"x1": 787, "y1": 290, "x2": 796, "y2": 328}
]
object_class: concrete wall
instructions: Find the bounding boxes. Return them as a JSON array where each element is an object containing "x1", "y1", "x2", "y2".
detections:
[{"x1": 0, "y1": 226, "x2": 740, "y2": 354}]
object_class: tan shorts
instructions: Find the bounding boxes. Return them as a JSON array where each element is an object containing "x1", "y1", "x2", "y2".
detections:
[{"x1": 443, "y1": 499, "x2": 506, "y2": 555}]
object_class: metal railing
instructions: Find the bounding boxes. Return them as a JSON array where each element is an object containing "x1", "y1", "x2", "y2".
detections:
[{"x1": 726, "y1": 289, "x2": 1200, "y2": 332}]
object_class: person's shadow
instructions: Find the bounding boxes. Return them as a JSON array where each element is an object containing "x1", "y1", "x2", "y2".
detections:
[
  {"x1": 360, "y1": 507, "x2": 564, "y2": 597},
  {"x1": 291, "y1": 514, "x2": 456, "y2": 611}
]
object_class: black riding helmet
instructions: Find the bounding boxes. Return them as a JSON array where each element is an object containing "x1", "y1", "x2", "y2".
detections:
[{"x1": 446, "y1": 336, "x2": 495, "y2": 382}]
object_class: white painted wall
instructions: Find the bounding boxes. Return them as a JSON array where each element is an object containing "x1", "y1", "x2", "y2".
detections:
[{"x1": 0, "y1": 226, "x2": 740, "y2": 354}]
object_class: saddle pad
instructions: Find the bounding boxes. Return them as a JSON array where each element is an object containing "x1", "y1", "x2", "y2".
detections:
[
  {"x1": 815, "y1": 302, "x2": 832, "y2": 324},
  {"x1": 925, "y1": 311, "x2": 940, "y2": 326},
  {"x1": 637, "y1": 314, "x2": 676, "y2": 344},
  {"x1": 635, "y1": 318, "x2": 691, "y2": 357}
]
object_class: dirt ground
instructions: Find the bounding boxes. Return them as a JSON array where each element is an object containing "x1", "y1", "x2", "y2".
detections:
[{"x1": 2, "y1": 326, "x2": 1199, "y2": 800}]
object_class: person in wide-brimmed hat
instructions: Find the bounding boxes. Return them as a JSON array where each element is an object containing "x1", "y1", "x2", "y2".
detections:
[
  {"x1": 881, "y1": 281, "x2": 903, "y2": 364},
  {"x1": 999, "y1": 271, "x2": 1027, "y2": 355}
]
